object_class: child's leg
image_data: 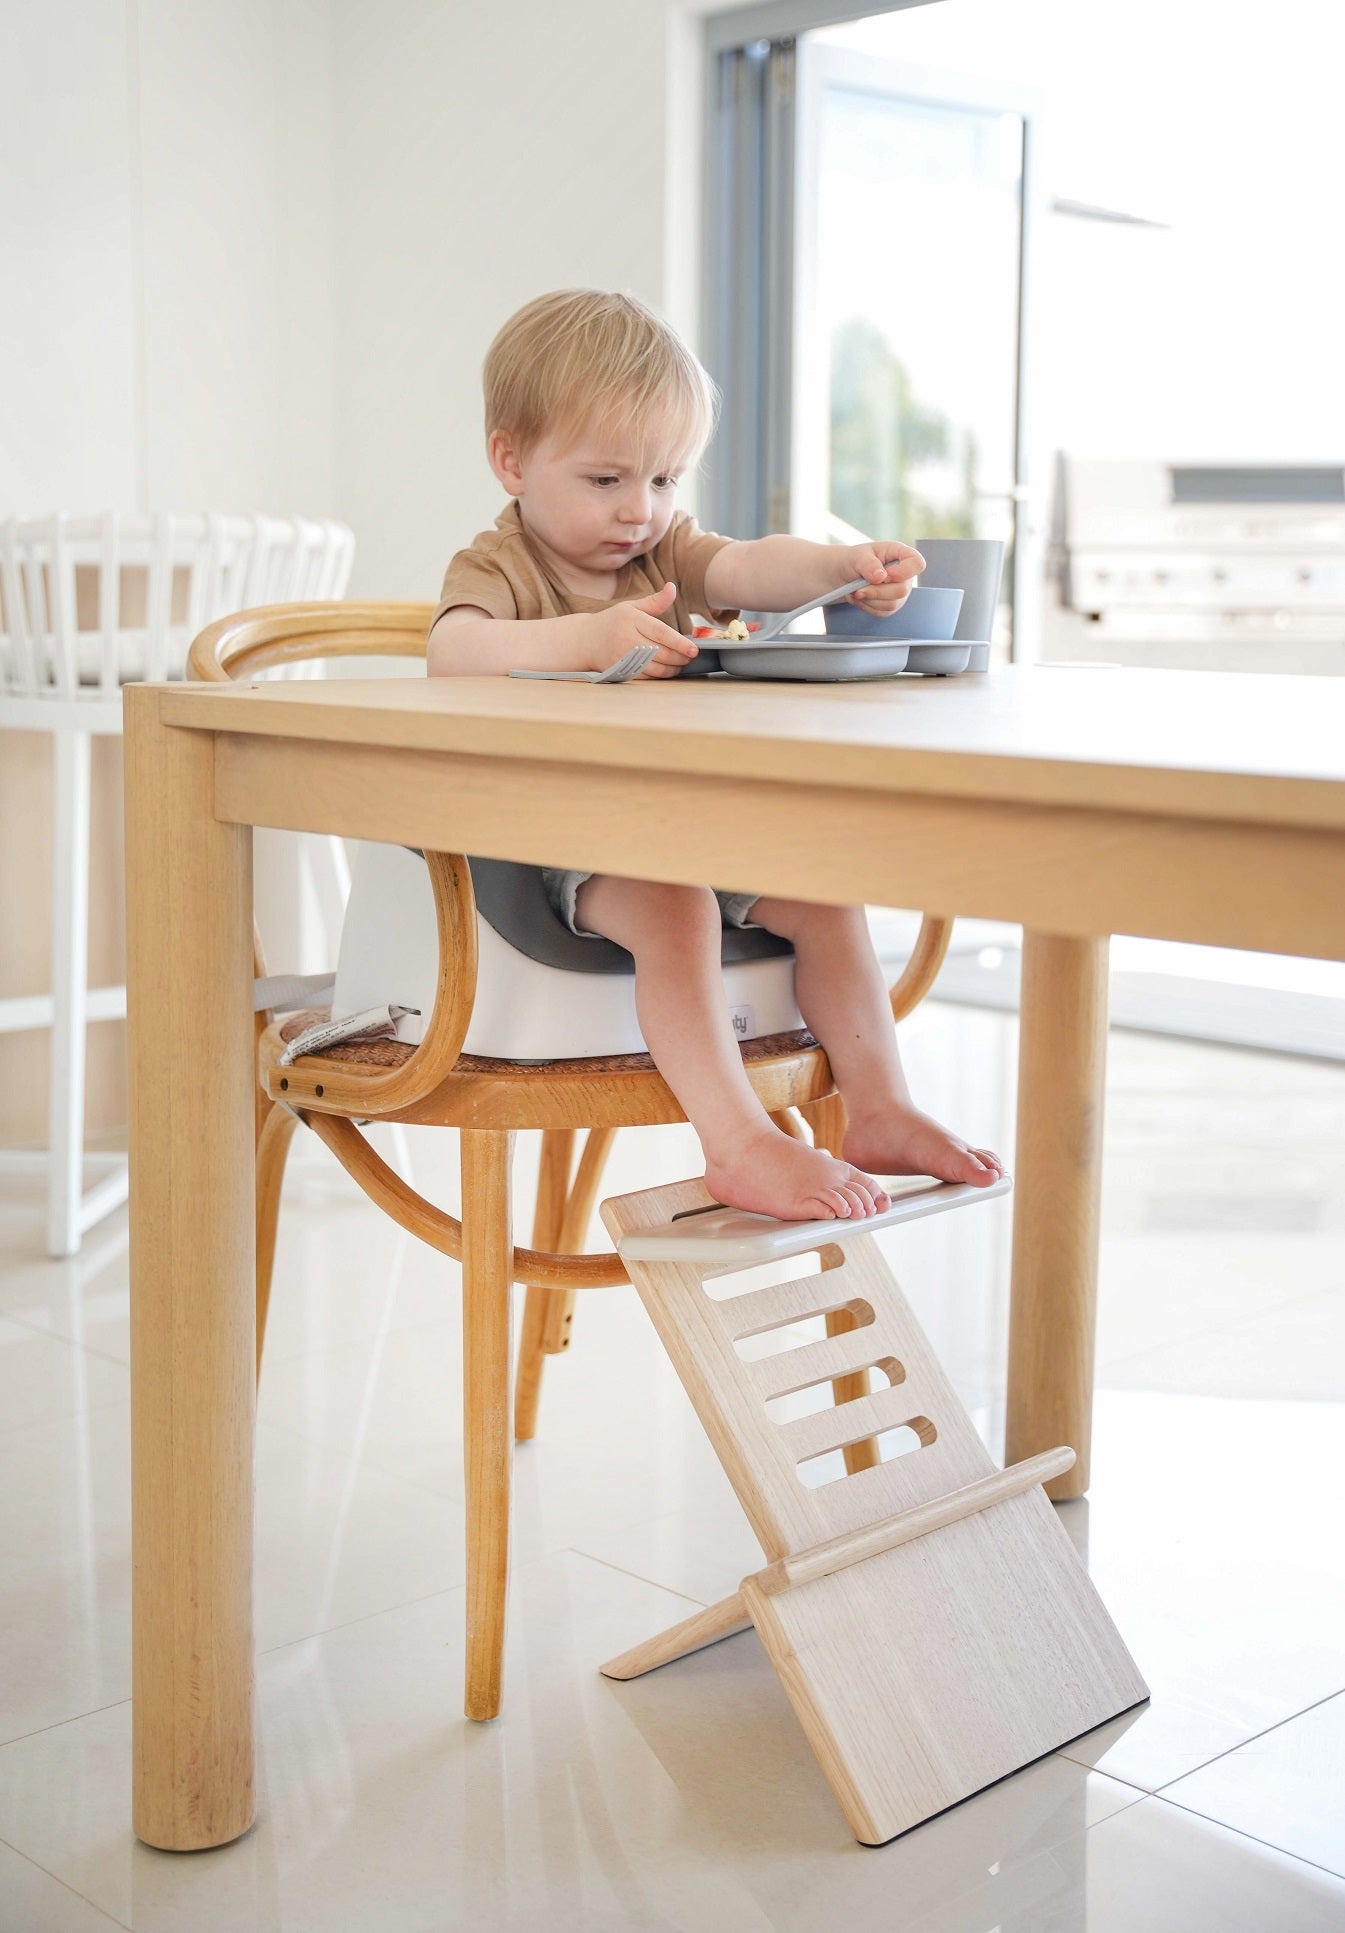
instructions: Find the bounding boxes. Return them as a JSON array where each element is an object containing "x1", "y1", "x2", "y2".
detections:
[
  {"x1": 574, "y1": 876, "x2": 890, "y2": 1221},
  {"x1": 747, "y1": 898, "x2": 1005, "y2": 1188}
]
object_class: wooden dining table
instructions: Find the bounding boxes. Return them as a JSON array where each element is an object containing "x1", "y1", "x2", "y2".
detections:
[{"x1": 122, "y1": 662, "x2": 1345, "y2": 1851}]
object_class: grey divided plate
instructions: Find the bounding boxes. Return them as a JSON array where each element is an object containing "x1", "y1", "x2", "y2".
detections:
[{"x1": 717, "y1": 636, "x2": 976, "y2": 681}]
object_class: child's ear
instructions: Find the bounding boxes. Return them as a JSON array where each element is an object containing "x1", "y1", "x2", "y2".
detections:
[{"x1": 488, "y1": 430, "x2": 525, "y2": 497}]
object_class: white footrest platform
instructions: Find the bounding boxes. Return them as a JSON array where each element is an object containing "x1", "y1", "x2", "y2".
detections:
[
  {"x1": 617, "y1": 1171, "x2": 1012, "y2": 1266},
  {"x1": 600, "y1": 1172, "x2": 1148, "y2": 1847}
]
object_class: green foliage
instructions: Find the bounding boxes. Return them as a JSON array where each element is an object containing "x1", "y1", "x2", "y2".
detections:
[{"x1": 830, "y1": 317, "x2": 977, "y2": 540}]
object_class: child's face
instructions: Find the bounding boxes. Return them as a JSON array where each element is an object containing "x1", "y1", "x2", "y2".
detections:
[{"x1": 491, "y1": 417, "x2": 694, "y2": 577}]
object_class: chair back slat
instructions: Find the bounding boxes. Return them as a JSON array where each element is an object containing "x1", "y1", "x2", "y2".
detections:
[
  {"x1": 98, "y1": 514, "x2": 121, "y2": 694},
  {"x1": 0, "y1": 513, "x2": 355, "y2": 703},
  {"x1": 182, "y1": 512, "x2": 221, "y2": 658},
  {"x1": 22, "y1": 525, "x2": 54, "y2": 692},
  {"x1": 0, "y1": 522, "x2": 38, "y2": 692},
  {"x1": 144, "y1": 512, "x2": 176, "y2": 684},
  {"x1": 47, "y1": 514, "x2": 80, "y2": 695}
]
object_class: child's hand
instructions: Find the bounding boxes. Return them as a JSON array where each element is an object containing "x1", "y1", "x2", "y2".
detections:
[
  {"x1": 589, "y1": 582, "x2": 699, "y2": 679},
  {"x1": 840, "y1": 542, "x2": 925, "y2": 615}
]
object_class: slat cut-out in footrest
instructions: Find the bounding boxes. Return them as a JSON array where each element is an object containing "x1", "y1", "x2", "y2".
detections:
[
  {"x1": 712, "y1": 1264, "x2": 856, "y2": 1340},
  {"x1": 780, "y1": 1381, "x2": 935, "y2": 1466},
  {"x1": 754, "y1": 1339, "x2": 905, "y2": 1408}
]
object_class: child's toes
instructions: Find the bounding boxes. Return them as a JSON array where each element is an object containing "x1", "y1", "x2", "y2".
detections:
[
  {"x1": 839, "y1": 1175, "x2": 880, "y2": 1217},
  {"x1": 816, "y1": 1188, "x2": 854, "y2": 1218},
  {"x1": 946, "y1": 1144, "x2": 991, "y2": 1184}
]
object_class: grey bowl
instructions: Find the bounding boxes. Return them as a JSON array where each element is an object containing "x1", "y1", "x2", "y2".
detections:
[{"x1": 823, "y1": 584, "x2": 963, "y2": 642}]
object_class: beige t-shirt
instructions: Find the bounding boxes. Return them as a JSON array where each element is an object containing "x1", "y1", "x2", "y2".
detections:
[{"x1": 430, "y1": 501, "x2": 740, "y2": 638}]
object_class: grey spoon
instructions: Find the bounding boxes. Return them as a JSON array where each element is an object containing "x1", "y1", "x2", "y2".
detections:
[
  {"x1": 509, "y1": 643, "x2": 658, "y2": 684},
  {"x1": 746, "y1": 574, "x2": 878, "y2": 646}
]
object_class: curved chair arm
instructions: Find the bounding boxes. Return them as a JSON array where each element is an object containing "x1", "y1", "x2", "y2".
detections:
[
  {"x1": 889, "y1": 915, "x2": 954, "y2": 1023},
  {"x1": 190, "y1": 600, "x2": 472, "y2": 1116},
  {"x1": 188, "y1": 600, "x2": 434, "y2": 682},
  {"x1": 265, "y1": 848, "x2": 478, "y2": 1120}
]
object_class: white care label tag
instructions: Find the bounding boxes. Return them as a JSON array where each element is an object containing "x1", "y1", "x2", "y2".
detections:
[{"x1": 728, "y1": 1004, "x2": 756, "y2": 1040}]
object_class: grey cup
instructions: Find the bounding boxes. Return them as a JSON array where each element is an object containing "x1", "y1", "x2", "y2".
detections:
[{"x1": 912, "y1": 539, "x2": 1005, "y2": 643}]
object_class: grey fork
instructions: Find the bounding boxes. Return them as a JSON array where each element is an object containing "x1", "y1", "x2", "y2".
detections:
[{"x1": 508, "y1": 643, "x2": 658, "y2": 683}]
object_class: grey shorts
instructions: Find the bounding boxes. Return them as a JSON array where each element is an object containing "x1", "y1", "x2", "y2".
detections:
[{"x1": 542, "y1": 869, "x2": 760, "y2": 939}]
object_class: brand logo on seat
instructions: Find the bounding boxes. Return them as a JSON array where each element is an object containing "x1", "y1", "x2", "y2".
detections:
[{"x1": 728, "y1": 1004, "x2": 756, "y2": 1039}]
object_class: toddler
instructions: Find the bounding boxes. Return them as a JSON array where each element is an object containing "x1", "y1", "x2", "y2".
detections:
[{"x1": 428, "y1": 289, "x2": 1003, "y2": 1222}]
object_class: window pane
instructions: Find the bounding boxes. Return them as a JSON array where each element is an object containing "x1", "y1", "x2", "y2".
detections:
[{"x1": 810, "y1": 81, "x2": 1023, "y2": 644}]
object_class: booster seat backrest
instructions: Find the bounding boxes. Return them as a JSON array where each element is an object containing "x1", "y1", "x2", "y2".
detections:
[
  {"x1": 331, "y1": 848, "x2": 798, "y2": 1052},
  {"x1": 467, "y1": 858, "x2": 794, "y2": 974}
]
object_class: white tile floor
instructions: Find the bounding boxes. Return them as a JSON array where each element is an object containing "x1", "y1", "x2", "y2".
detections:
[{"x1": 1, "y1": 1001, "x2": 1344, "y2": 1930}]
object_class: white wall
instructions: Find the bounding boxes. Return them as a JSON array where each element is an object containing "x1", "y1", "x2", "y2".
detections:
[
  {"x1": 0, "y1": 0, "x2": 730, "y2": 1144},
  {"x1": 0, "y1": 0, "x2": 338, "y2": 518},
  {"x1": 1, "y1": 0, "x2": 342, "y2": 1142},
  {"x1": 1, "y1": 0, "x2": 740, "y2": 590},
  {"x1": 329, "y1": 0, "x2": 708, "y2": 602}
]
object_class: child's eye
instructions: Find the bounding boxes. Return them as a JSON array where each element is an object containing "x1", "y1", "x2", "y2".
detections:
[
  {"x1": 589, "y1": 475, "x2": 619, "y2": 487},
  {"x1": 653, "y1": 476, "x2": 678, "y2": 490}
]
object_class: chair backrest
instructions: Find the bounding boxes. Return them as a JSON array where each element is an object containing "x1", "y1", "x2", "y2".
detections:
[{"x1": 0, "y1": 512, "x2": 354, "y2": 701}]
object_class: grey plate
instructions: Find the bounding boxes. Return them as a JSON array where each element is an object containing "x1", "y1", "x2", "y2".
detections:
[{"x1": 717, "y1": 637, "x2": 979, "y2": 681}]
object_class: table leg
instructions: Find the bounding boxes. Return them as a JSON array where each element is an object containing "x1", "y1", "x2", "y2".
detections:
[
  {"x1": 125, "y1": 692, "x2": 256, "y2": 1848},
  {"x1": 461, "y1": 1128, "x2": 516, "y2": 1719},
  {"x1": 1006, "y1": 931, "x2": 1109, "y2": 1502}
]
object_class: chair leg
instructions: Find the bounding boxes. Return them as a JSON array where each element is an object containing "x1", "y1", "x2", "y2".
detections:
[
  {"x1": 537, "y1": 1125, "x2": 617, "y2": 1357},
  {"x1": 255, "y1": 1101, "x2": 298, "y2": 1382},
  {"x1": 46, "y1": 731, "x2": 92, "y2": 1258},
  {"x1": 461, "y1": 1127, "x2": 516, "y2": 1721},
  {"x1": 515, "y1": 1128, "x2": 576, "y2": 1442}
]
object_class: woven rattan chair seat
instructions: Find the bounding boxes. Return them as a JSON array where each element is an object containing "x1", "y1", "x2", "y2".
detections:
[{"x1": 274, "y1": 1007, "x2": 818, "y2": 1078}]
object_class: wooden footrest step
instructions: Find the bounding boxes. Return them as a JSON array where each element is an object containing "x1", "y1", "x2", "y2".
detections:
[{"x1": 600, "y1": 1174, "x2": 1148, "y2": 1847}]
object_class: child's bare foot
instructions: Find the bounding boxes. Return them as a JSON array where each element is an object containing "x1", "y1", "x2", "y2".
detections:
[
  {"x1": 842, "y1": 1104, "x2": 1005, "y2": 1189},
  {"x1": 704, "y1": 1123, "x2": 891, "y2": 1223}
]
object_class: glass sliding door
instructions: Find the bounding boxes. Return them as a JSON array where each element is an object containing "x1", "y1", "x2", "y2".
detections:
[{"x1": 792, "y1": 43, "x2": 1034, "y2": 655}]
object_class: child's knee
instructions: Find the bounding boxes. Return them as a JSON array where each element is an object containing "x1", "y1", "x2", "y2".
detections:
[
  {"x1": 757, "y1": 897, "x2": 863, "y2": 941},
  {"x1": 581, "y1": 876, "x2": 718, "y2": 951},
  {"x1": 635, "y1": 880, "x2": 720, "y2": 947}
]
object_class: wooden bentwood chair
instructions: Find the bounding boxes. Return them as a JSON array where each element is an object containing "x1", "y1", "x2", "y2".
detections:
[{"x1": 189, "y1": 602, "x2": 954, "y2": 1723}]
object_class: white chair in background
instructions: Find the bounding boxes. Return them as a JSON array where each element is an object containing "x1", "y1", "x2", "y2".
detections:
[{"x1": 0, "y1": 510, "x2": 355, "y2": 1256}]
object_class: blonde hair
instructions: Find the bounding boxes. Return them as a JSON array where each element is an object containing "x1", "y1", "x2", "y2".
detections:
[{"x1": 483, "y1": 289, "x2": 718, "y2": 466}]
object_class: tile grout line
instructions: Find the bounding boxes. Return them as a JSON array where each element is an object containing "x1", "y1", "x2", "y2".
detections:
[
  {"x1": 566, "y1": 1544, "x2": 714, "y2": 1613},
  {"x1": 0, "y1": 1550, "x2": 721, "y2": 1771},
  {"x1": 1059, "y1": 1681, "x2": 1345, "y2": 1802},
  {"x1": 0, "y1": 1830, "x2": 131, "y2": 1929},
  {"x1": 0, "y1": 1393, "x2": 130, "y2": 1441},
  {"x1": 1145, "y1": 1790, "x2": 1345, "y2": 1887},
  {"x1": 0, "y1": 1696, "x2": 134, "y2": 1755},
  {"x1": 1150, "y1": 1683, "x2": 1345, "y2": 1796},
  {"x1": 0, "y1": 1302, "x2": 132, "y2": 1373}
]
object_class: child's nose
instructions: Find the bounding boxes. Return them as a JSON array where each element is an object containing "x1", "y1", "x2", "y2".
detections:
[{"x1": 620, "y1": 487, "x2": 651, "y2": 525}]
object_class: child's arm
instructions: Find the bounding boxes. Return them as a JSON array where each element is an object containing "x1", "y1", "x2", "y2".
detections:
[
  {"x1": 703, "y1": 535, "x2": 924, "y2": 617},
  {"x1": 428, "y1": 582, "x2": 699, "y2": 679}
]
